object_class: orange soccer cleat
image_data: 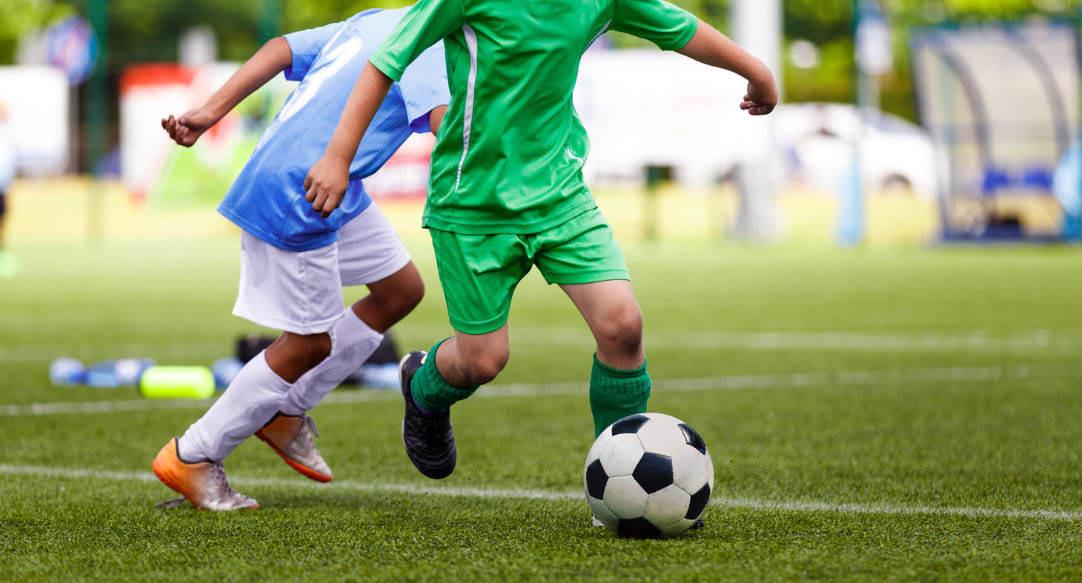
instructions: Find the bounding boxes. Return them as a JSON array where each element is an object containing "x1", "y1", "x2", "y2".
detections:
[
  {"x1": 256, "y1": 414, "x2": 333, "y2": 483},
  {"x1": 151, "y1": 439, "x2": 260, "y2": 511}
]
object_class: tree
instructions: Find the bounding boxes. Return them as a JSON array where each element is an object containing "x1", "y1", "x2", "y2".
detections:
[
  {"x1": 1, "y1": 0, "x2": 1074, "y2": 123},
  {"x1": 0, "y1": 0, "x2": 72, "y2": 64}
]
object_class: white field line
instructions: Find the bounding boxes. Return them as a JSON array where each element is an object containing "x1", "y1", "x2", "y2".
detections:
[
  {"x1": 0, "y1": 342, "x2": 225, "y2": 363},
  {"x1": 711, "y1": 497, "x2": 1082, "y2": 522},
  {"x1": 3, "y1": 329, "x2": 1081, "y2": 364},
  {"x1": 2, "y1": 363, "x2": 1079, "y2": 418},
  {"x1": 1, "y1": 463, "x2": 1080, "y2": 522},
  {"x1": 499, "y1": 328, "x2": 1082, "y2": 354}
]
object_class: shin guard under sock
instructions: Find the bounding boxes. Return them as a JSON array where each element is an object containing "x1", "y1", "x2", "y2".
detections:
[{"x1": 589, "y1": 355, "x2": 651, "y2": 437}]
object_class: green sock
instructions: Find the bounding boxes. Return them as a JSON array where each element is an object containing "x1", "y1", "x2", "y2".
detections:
[
  {"x1": 410, "y1": 340, "x2": 479, "y2": 413},
  {"x1": 589, "y1": 355, "x2": 651, "y2": 437}
]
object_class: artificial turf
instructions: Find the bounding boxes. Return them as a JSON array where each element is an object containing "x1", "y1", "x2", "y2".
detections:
[{"x1": 2, "y1": 204, "x2": 1082, "y2": 580}]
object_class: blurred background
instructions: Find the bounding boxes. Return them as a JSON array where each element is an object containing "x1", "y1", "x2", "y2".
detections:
[
  {"x1": 0, "y1": 0, "x2": 1079, "y2": 258},
  {"x1": 5, "y1": 4, "x2": 1082, "y2": 576}
]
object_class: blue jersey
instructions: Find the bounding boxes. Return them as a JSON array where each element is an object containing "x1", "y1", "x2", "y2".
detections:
[{"x1": 219, "y1": 8, "x2": 449, "y2": 251}]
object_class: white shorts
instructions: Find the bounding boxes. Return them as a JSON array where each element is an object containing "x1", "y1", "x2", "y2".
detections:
[{"x1": 232, "y1": 204, "x2": 411, "y2": 335}]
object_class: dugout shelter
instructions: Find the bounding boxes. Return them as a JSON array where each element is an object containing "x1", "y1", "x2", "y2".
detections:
[{"x1": 911, "y1": 21, "x2": 1080, "y2": 242}]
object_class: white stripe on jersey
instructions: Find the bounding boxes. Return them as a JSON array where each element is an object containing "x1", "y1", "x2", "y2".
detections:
[
  {"x1": 588, "y1": 20, "x2": 611, "y2": 48},
  {"x1": 454, "y1": 24, "x2": 479, "y2": 193}
]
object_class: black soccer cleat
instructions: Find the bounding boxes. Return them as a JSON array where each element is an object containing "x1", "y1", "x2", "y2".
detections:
[{"x1": 399, "y1": 351, "x2": 457, "y2": 480}]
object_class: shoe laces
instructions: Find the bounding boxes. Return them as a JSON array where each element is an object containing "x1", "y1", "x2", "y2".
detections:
[
  {"x1": 208, "y1": 462, "x2": 240, "y2": 497},
  {"x1": 291, "y1": 415, "x2": 319, "y2": 453},
  {"x1": 303, "y1": 415, "x2": 320, "y2": 438}
]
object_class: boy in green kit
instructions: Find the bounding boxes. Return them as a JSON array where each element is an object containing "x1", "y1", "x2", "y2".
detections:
[{"x1": 304, "y1": 0, "x2": 777, "y2": 480}]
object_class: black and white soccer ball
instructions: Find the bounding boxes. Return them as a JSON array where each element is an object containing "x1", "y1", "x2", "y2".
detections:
[{"x1": 584, "y1": 413, "x2": 714, "y2": 538}]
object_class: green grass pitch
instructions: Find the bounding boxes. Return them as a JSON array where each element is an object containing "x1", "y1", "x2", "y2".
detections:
[{"x1": 2, "y1": 234, "x2": 1082, "y2": 580}]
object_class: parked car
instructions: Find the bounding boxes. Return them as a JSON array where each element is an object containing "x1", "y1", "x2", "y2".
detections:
[{"x1": 774, "y1": 103, "x2": 938, "y2": 199}]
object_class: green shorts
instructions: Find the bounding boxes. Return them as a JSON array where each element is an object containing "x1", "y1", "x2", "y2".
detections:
[{"x1": 430, "y1": 208, "x2": 630, "y2": 335}]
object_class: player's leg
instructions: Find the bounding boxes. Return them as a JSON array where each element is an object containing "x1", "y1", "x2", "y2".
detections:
[
  {"x1": 408, "y1": 327, "x2": 510, "y2": 424},
  {"x1": 261, "y1": 268, "x2": 424, "y2": 480},
  {"x1": 264, "y1": 207, "x2": 423, "y2": 482},
  {"x1": 399, "y1": 326, "x2": 509, "y2": 479},
  {"x1": 264, "y1": 332, "x2": 334, "y2": 383},
  {"x1": 562, "y1": 281, "x2": 644, "y2": 369},
  {"x1": 280, "y1": 205, "x2": 423, "y2": 414},
  {"x1": 348, "y1": 261, "x2": 425, "y2": 333},
  {"x1": 155, "y1": 335, "x2": 333, "y2": 508},
  {"x1": 153, "y1": 232, "x2": 342, "y2": 508},
  {"x1": 536, "y1": 209, "x2": 650, "y2": 437},
  {"x1": 247, "y1": 331, "x2": 334, "y2": 482},
  {"x1": 561, "y1": 280, "x2": 650, "y2": 436},
  {"x1": 399, "y1": 229, "x2": 526, "y2": 479},
  {"x1": 278, "y1": 264, "x2": 423, "y2": 414},
  {"x1": 555, "y1": 218, "x2": 705, "y2": 532}
]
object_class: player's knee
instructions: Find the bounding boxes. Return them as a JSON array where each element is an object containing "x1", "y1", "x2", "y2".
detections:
[
  {"x1": 371, "y1": 270, "x2": 425, "y2": 320},
  {"x1": 596, "y1": 305, "x2": 644, "y2": 356},
  {"x1": 462, "y1": 351, "x2": 508, "y2": 386},
  {"x1": 396, "y1": 276, "x2": 425, "y2": 315},
  {"x1": 297, "y1": 333, "x2": 332, "y2": 368}
]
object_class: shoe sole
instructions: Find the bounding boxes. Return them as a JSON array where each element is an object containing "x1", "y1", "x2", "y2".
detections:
[{"x1": 255, "y1": 431, "x2": 333, "y2": 484}]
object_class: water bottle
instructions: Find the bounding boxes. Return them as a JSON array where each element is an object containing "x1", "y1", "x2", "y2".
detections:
[
  {"x1": 115, "y1": 358, "x2": 155, "y2": 386},
  {"x1": 85, "y1": 360, "x2": 120, "y2": 388},
  {"x1": 140, "y1": 366, "x2": 217, "y2": 400},
  {"x1": 49, "y1": 358, "x2": 87, "y2": 387}
]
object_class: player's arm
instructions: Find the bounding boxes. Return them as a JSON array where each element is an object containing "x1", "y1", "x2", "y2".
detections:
[
  {"x1": 612, "y1": 0, "x2": 777, "y2": 116},
  {"x1": 428, "y1": 106, "x2": 447, "y2": 136},
  {"x1": 678, "y1": 22, "x2": 778, "y2": 116},
  {"x1": 161, "y1": 38, "x2": 293, "y2": 147},
  {"x1": 305, "y1": 84, "x2": 447, "y2": 219},
  {"x1": 304, "y1": 64, "x2": 393, "y2": 217},
  {"x1": 305, "y1": 0, "x2": 463, "y2": 218}
]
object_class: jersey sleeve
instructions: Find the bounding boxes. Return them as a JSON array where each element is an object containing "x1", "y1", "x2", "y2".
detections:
[
  {"x1": 370, "y1": 0, "x2": 464, "y2": 82},
  {"x1": 283, "y1": 22, "x2": 346, "y2": 81},
  {"x1": 611, "y1": 0, "x2": 699, "y2": 51},
  {"x1": 397, "y1": 42, "x2": 450, "y2": 134}
]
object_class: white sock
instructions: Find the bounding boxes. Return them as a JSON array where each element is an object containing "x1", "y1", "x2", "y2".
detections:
[
  {"x1": 178, "y1": 351, "x2": 292, "y2": 463},
  {"x1": 280, "y1": 310, "x2": 384, "y2": 416}
]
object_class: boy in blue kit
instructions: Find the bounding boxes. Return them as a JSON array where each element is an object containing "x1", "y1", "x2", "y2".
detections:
[{"x1": 151, "y1": 7, "x2": 450, "y2": 511}]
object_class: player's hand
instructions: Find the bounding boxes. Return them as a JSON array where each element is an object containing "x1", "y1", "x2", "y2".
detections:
[
  {"x1": 741, "y1": 75, "x2": 778, "y2": 117},
  {"x1": 160, "y1": 108, "x2": 217, "y2": 147},
  {"x1": 304, "y1": 155, "x2": 350, "y2": 219}
]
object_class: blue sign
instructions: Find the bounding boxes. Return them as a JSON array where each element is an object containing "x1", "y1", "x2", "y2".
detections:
[{"x1": 45, "y1": 16, "x2": 99, "y2": 86}]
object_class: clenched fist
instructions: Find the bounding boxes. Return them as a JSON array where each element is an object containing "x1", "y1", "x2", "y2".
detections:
[
  {"x1": 161, "y1": 108, "x2": 219, "y2": 147},
  {"x1": 304, "y1": 155, "x2": 350, "y2": 219},
  {"x1": 740, "y1": 73, "x2": 779, "y2": 117}
]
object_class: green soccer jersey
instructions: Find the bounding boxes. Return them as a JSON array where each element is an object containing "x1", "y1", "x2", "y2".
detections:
[{"x1": 370, "y1": 0, "x2": 698, "y2": 234}]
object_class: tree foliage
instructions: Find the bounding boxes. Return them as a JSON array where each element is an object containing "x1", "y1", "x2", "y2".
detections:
[
  {"x1": 0, "y1": 0, "x2": 1075, "y2": 122},
  {"x1": 0, "y1": 0, "x2": 72, "y2": 63}
]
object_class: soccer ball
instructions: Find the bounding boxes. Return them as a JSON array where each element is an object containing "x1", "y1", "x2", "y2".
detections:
[{"x1": 584, "y1": 413, "x2": 714, "y2": 538}]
